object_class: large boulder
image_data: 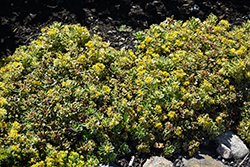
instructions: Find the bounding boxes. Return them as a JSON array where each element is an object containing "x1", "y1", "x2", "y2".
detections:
[
  {"x1": 214, "y1": 131, "x2": 249, "y2": 159},
  {"x1": 143, "y1": 156, "x2": 173, "y2": 167}
]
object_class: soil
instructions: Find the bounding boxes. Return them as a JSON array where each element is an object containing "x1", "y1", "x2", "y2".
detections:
[{"x1": 1, "y1": 0, "x2": 250, "y2": 166}]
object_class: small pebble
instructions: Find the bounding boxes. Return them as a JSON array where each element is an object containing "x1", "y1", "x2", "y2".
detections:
[{"x1": 192, "y1": 4, "x2": 200, "y2": 12}]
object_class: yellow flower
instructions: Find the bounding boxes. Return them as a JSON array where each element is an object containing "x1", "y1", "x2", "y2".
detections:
[
  {"x1": 103, "y1": 85, "x2": 111, "y2": 94},
  {"x1": 145, "y1": 77, "x2": 153, "y2": 83},
  {"x1": 145, "y1": 36, "x2": 151, "y2": 43},
  {"x1": 30, "y1": 158, "x2": 35, "y2": 163},
  {"x1": 155, "y1": 122, "x2": 163, "y2": 129},
  {"x1": 229, "y1": 85, "x2": 235, "y2": 91},
  {"x1": 137, "y1": 105, "x2": 143, "y2": 112},
  {"x1": 168, "y1": 111, "x2": 175, "y2": 118},
  {"x1": 107, "y1": 107, "x2": 112, "y2": 116},
  {"x1": 121, "y1": 83, "x2": 126, "y2": 88},
  {"x1": 31, "y1": 161, "x2": 45, "y2": 167},
  {"x1": 198, "y1": 114, "x2": 211, "y2": 127},
  {"x1": 0, "y1": 108, "x2": 7, "y2": 120},
  {"x1": 152, "y1": 53, "x2": 159, "y2": 58},
  {"x1": 47, "y1": 162, "x2": 53, "y2": 167},
  {"x1": 239, "y1": 61, "x2": 244, "y2": 67},
  {"x1": 216, "y1": 59, "x2": 222, "y2": 65},
  {"x1": 216, "y1": 116, "x2": 223, "y2": 124},
  {"x1": 154, "y1": 105, "x2": 162, "y2": 113},
  {"x1": 0, "y1": 97, "x2": 7, "y2": 107},
  {"x1": 240, "y1": 46, "x2": 247, "y2": 52},
  {"x1": 139, "y1": 116, "x2": 145, "y2": 123},
  {"x1": 90, "y1": 85, "x2": 95, "y2": 91},
  {"x1": 230, "y1": 48, "x2": 236, "y2": 54},
  {"x1": 0, "y1": 121, "x2": 7, "y2": 128},
  {"x1": 246, "y1": 72, "x2": 250, "y2": 78},
  {"x1": 9, "y1": 129, "x2": 19, "y2": 138},
  {"x1": 85, "y1": 41, "x2": 94, "y2": 48},
  {"x1": 160, "y1": 71, "x2": 169, "y2": 77},
  {"x1": 78, "y1": 55, "x2": 86, "y2": 62},
  {"x1": 11, "y1": 145, "x2": 18, "y2": 151},
  {"x1": 13, "y1": 121, "x2": 20, "y2": 129},
  {"x1": 138, "y1": 42, "x2": 146, "y2": 49},
  {"x1": 95, "y1": 92, "x2": 101, "y2": 97},
  {"x1": 92, "y1": 63, "x2": 105, "y2": 74},
  {"x1": 202, "y1": 79, "x2": 212, "y2": 91},
  {"x1": 176, "y1": 126, "x2": 183, "y2": 136},
  {"x1": 181, "y1": 87, "x2": 186, "y2": 94},
  {"x1": 62, "y1": 80, "x2": 71, "y2": 87},
  {"x1": 223, "y1": 79, "x2": 230, "y2": 86},
  {"x1": 176, "y1": 40, "x2": 183, "y2": 47},
  {"x1": 144, "y1": 110, "x2": 149, "y2": 116},
  {"x1": 236, "y1": 49, "x2": 243, "y2": 55},
  {"x1": 137, "y1": 70, "x2": 146, "y2": 76},
  {"x1": 122, "y1": 98, "x2": 128, "y2": 106},
  {"x1": 183, "y1": 81, "x2": 189, "y2": 86}
]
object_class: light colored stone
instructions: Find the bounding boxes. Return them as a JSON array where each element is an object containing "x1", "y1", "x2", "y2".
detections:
[
  {"x1": 216, "y1": 143, "x2": 233, "y2": 159},
  {"x1": 143, "y1": 156, "x2": 173, "y2": 167},
  {"x1": 215, "y1": 131, "x2": 249, "y2": 159},
  {"x1": 98, "y1": 163, "x2": 119, "y2": 167},
  {"x1": 183, "y1": 153, "x2": 227, "y2": 167}
]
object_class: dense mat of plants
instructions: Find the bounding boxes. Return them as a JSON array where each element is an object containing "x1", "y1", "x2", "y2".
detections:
[{"x1": 0, "y1": 13, "x2": 250, "y2": 166}]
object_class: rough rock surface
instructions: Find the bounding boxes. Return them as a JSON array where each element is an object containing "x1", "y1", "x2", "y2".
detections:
[
  {"x1": 216, "y1": 143, "x2": 233, "y2": 159},
  {"x1": 98, "y1": 163, "x2": 119, "y2": 167},
  {"x1": 143, "y1": 156, "x2": 173, "y2": 167},
  {"x1": 183, "y1": 153, "x2": 228, "y2": 167},
  {"x1": 215, "y1": 131, "x2": 249, "y2": 159}
]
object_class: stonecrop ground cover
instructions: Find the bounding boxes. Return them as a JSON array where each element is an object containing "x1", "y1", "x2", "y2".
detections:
[{"x1": 0, "y1": 13, "x2": 250, "y2": 166}]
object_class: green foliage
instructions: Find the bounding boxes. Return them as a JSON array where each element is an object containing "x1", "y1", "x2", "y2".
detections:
[
  {"x1": 0, "y1": 14, "x2": 250, "y2": 166},
  {"x1": 116, "y1": 25, "x2": 132, "y2": 32},
  {"x1": 238, "y1": 101, "x2": 250, "y2": 143}
]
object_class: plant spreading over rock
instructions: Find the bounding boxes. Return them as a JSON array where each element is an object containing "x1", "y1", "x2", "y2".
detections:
[{"x1": 0, "y1": 13, "x2": 250, "y2": 166}]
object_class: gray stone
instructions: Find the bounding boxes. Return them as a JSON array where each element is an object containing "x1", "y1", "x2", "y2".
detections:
[
  {"x1": 143, "y1": 156, "x2": 173, "y2": 167},
  {"x1": 183, "y1": 153, "x2": 227, "y2": 167},
  {"x1": 216, "y1": 143, "x2": 233, "y2": 159},
  {"x1": 215, "y1": 131, "x2": 249, "y2": 159},
  {"x1": 98, "y1": 163, "x2": 119, "y2": 167}
]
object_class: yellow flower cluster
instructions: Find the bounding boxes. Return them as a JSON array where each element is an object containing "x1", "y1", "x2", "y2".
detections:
[
  {"x1": 154, "y1": 105, "x2": 162, "y2": 113},
  {"x1": 175, "y1": 126, "x2": 183, "y2": 136},
  {"x1": 0, "y1": 97, "x2": 7, "y2": 107},
  {"x1": 103, "y1": 85, "x2": 111, "y2": 94},
  {"x1": 8, "y1": 122, "x2": 20, "y2": 139},
  {"x1": 92, "y1": 63, "x2": 105, "y2": 75},
  {"x1": 0, "y1": 121, "x2": 7, "y2": 128},
  {"x1": 198, "y1": 114, "x2": 212, "y2": 128},
  {"x1": 0, "y1": 108, "x2": 7, "y2": 120},
  {"x1": 201, "y1": 79, "x2": 212, "y2": 91},
  {"x1": 62, "y1": 80, "x2": 72, "y2": 87}
]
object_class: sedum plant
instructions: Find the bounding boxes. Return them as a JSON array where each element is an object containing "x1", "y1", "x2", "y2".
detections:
[{"x1": 0, "y1": 14, "x2": 250, "y2": 166}]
